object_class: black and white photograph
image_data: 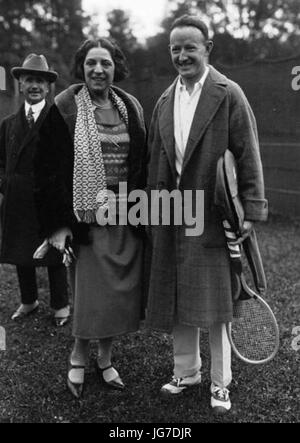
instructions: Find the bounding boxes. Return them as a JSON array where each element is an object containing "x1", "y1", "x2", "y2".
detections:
[{"x1": 0, "y1": 0, "x2": 299, "y2": 426}]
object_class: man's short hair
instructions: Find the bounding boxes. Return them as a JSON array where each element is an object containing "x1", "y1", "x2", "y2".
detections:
[{"x1": 170, "y1": 15, "x2": 209, "y2": 40}]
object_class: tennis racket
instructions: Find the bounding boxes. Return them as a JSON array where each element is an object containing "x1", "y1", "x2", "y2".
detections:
[
  {"x1": 216, "y1": 152, "x2": 279, "y2": 364},
  {"x1": 226, "y1": 273, "x2": 280, "y2": 364}
]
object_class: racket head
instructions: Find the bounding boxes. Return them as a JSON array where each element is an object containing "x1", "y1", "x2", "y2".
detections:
[{"x1": 227, "y1": 290, "x2": 280, "y2": 365}]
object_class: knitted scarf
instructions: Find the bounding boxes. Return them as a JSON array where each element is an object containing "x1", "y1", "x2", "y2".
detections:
[{"x1": 73, "y1": 85, "x2": 128, "y2": 224}]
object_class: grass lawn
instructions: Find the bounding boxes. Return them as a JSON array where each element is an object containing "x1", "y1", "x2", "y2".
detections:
[{"x1": 0, "y1": 215, "x2": 299, "y2": 423}]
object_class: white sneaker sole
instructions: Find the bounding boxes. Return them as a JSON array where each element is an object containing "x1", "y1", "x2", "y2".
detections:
[
  {"x1": 211, "y1": 397, "x2": 231, "y2": 414},
  {"x1": 161, "y1": 377, "x2": 201, "y2": 395}
]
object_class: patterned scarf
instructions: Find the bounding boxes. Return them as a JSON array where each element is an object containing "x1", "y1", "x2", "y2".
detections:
[{"x1": 74, "y1": 85, "x2": 128, "y2": 224}]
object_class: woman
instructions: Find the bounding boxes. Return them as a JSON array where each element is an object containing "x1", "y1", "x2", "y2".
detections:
[{"x1": 34, "y1": 38, "x2": 147, "y2": 398}]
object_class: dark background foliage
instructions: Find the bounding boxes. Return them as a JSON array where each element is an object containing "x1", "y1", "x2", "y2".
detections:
[{"x1": 1, "y1": 0, "x2": 300, "y2": 82}]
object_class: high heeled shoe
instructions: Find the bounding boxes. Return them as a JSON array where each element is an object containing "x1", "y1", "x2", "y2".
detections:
[
  {"x1": 94, "y1": 359, "x2": 125, "y2": 390},
  {"x1": 54, "y1": 305, "x2": 71, "y2": 327},
  {"x1": 67, "y1": 357, "x2": 85, "y2": 399},
  {"x1": 11, "y1": 301, "x2": 39, "y2": 321}
]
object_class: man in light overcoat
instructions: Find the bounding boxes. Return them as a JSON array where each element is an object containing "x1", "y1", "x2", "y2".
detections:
[{"x1": 145, "y1": 15, "x2": 268, "y2": 414}]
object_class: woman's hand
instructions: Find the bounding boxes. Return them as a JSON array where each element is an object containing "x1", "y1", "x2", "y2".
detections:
[{"x1": 48, "y1": 227, "x2": 73, "y2": 253}]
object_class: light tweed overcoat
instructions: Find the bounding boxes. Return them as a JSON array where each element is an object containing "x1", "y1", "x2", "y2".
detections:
[{"x1": 145, "y1": 66, "x2": 268, "y2": 333}]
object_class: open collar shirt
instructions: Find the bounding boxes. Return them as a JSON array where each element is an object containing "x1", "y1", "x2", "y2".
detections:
[{"x1": 174, "y1": 66, "x2": 209, "y2": 183}]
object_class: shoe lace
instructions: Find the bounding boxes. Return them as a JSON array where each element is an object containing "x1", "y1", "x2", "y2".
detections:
[
  {"x1": 212, "y1": 385, "x2": 229, "y2": 401},
  {"x1": 172, "y1": 376, "x2": 184, "y2": 387}
]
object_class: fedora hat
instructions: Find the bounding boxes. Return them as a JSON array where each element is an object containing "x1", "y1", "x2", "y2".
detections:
[{"x1": 11, "y1": 53, "x2": 58, "y2": 83}]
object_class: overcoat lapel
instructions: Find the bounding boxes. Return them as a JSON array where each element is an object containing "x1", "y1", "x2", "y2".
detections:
[
  {"x1": 182, "y1": 69, "x2": 228, "y2": 173},
  {"x1": 15, "y1": 102, "x2": 51, "y2": 164},
  {"x1": 11, "y1": 105, "x2": 28, "y2": 148},
  {"x1": 158, "y1": 80, "x2": 177, "y2": 181}
]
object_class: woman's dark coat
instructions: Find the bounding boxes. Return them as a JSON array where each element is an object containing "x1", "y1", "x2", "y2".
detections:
[
  {"x1": 0, "y1": 103, "x2": 62, "y2": 266},
  {"x1": 34, "y1": 84, "x2": 147, "y2": 245}
]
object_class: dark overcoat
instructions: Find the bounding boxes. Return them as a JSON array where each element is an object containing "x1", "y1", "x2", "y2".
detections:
[
  {"x1": 0, "y1": 103, "x2": 62, "y2": 266},
  {"x1": 145, "y1": 66, "x2": 268, "y2": 333}
]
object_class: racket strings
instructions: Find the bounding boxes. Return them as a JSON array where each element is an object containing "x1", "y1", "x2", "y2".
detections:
[{"x1": 231, "y1": 299, "x2": 278, "y2": 361}]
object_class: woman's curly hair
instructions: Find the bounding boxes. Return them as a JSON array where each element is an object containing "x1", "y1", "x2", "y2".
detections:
[{"x1": 72, "y1": 38, "x2": 129, "y2": 83}]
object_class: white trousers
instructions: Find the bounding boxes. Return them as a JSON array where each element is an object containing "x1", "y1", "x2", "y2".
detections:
[{"x1": 173, "y1": 323, "x2": 232, "y2": 388}]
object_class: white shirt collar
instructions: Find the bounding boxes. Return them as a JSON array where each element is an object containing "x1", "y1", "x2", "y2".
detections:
[
  {"x1": 25, "y1": 99, "x2": 46, "y2": 115},
  {"x1": 177, "y1": 66, "x2": 210, "y2": 95}
]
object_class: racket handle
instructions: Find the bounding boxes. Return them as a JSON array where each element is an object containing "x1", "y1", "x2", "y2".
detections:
[{"x1": 243, "y1": 229, "x2": 267, "y2": 294}]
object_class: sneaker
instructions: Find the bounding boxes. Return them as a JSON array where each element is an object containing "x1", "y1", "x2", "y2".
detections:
[
  {"x1": 161, "y1": 372, "x2": 201, "y2": 395},
  {"x1": 210, "y1": 383, "x2": 231, "y2": 414}
]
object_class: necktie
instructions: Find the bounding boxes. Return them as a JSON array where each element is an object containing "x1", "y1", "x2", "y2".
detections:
[{"x1": 27, "y1": 107, "x2": 34, "y2": 128}]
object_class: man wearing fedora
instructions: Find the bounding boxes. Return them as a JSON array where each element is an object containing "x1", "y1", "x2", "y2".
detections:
[{"x1": 0, "y1": 54, "x2": 70, "y2": 326}]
